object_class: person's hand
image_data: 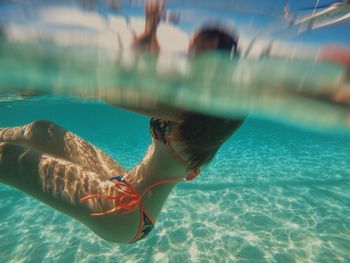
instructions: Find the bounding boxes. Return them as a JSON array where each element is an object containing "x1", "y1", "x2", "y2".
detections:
[{"x1": 133, "y1": 0, "x2": 166, "y2": 54}]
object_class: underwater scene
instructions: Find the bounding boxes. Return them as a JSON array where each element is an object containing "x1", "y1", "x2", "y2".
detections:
[{"x1": 0, "y1": 0, "x2": 349, "y2": 262}]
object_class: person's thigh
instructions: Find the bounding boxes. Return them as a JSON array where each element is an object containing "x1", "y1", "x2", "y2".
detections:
[{"x1": 0, "y1": 141, "x2": 139, "y2": 243}]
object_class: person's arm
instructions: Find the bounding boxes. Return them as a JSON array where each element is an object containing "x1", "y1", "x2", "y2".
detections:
[
  {"x1": 116, "y1": 0, "x2": 185, "y2": 121},
  {"x1": 100, "y1": 88, "x2": 186, "y2": 122},
  {"x1": 319, "y1": 45, "x2": 350, "y2": 76},
  {"x1": 132, "y1": 0, "x2": 166, "y2": 54},
  {"x1": 318, "y1": 45, "x2": 350, "y2": 103},
  {"x1": 115, "y1": 102, "x2": 185, "y2": 122}
]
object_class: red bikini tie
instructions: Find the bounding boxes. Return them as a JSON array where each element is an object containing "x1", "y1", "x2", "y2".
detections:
[
  {"x1": 80, "y1": 177, "x2": 187, "y2": 216},
  {"x1": 80, "y1": 136, "x2": 201, "y2": 216}
]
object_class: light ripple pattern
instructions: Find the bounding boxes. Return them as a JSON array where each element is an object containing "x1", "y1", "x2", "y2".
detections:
[{"x1": 0, "y1": 99, "x2": 349, "y2": 263}]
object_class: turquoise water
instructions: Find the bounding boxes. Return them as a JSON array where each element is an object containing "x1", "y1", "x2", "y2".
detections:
[
  {"x1": 1, "y1": 1, "x2": 350, "y2": 262},
  {"x1": 1, "y1": 98, "x2": 349, "y2": 262},
  {"x1": 1, "y1": 42, "x2": 346, "y2": 129}
]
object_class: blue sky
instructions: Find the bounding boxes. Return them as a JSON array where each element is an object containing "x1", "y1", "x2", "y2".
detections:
[{"x1": 0, "y1": 0, "x2": 349, "y2": 45}]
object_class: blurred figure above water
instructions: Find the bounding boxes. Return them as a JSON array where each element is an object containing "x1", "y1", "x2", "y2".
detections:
[{"x1": 0, "y1": 0, "x2": 349, "y2": 128}]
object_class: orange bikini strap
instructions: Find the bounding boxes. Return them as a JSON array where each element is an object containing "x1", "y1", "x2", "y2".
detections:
[
  {"x1": 80, "y1": 177, "x2": 184, "y2": 216},
  {"x1": 80, "y1": 133, "x2": 201, "y2": 217}
]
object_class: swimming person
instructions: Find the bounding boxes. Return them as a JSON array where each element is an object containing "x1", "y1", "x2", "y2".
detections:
[{"x1": 0, "y1": 1, "x2": 245, "y2": 243}]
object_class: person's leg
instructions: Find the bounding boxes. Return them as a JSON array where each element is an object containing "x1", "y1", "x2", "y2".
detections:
[
  {"x1": 0, "y1": 120, "x2": 126, "y2": 179},
  {"x1": 0, "y1": 141, "x2": 139, "y2": 243}
]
